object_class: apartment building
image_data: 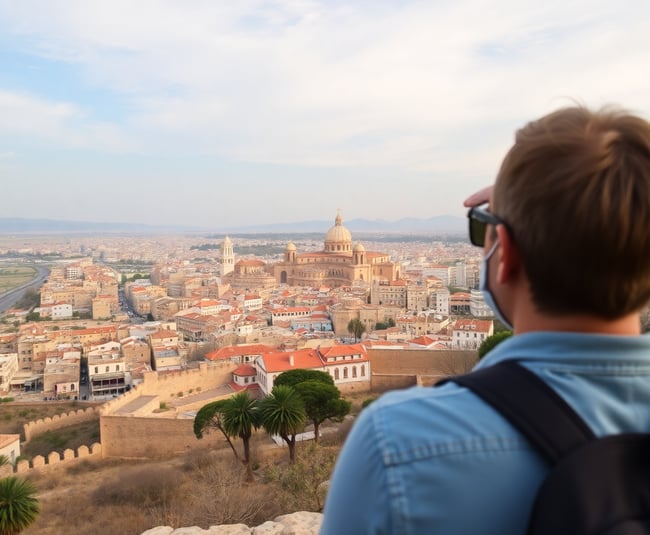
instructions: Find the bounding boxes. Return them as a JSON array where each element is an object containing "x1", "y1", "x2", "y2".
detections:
[
  {"x1": 0, "y1": 354, "x2": 18, "y2": 393},
  {"x1": 371, "y1": 280, "x2": 407, "y2": 307},
  {"x1": 148, "y1": 329, "x2": 186, "y2": 372},
  {"x1": 470, "y1": 289, "x2": 493, "y2": 318},
  {"x1": 44, "y1": 354, "x2": 80, "y2": 398},
  {"x1": 451, "y1": 319, "x2": 494, "y2": 350},
  {"x1": 87, "y1": 341, "x2": 127, "y2": 397}
]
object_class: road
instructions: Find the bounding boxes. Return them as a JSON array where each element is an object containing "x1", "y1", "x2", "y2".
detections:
[{"x1": 0, "y1": 264, "x2": 50, "y2": 314}]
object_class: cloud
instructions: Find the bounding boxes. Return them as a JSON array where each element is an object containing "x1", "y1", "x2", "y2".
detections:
[{"x1": 0, "y1": 1, "x2": 649, "y2": 182}]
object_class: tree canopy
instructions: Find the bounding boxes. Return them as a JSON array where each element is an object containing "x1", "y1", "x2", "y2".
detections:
[
  {"x1": 347, "y1": 318, "x2": 366, "y2": 342},
  {"x1": 193, "y1": 393, "x2": 261, "y2": 481},
  {"x1": 260, "y1": 385, "x2": 306, "y2": 463},
  {"x1": 274, "y1": 369, "x2": 334, "y2": 388},
  {"x1": 294, "y1": 380, "x2": 350, "y2": 444},
  {"x1": 477, "y1": 330, "x2": 513, "y2": 359}
]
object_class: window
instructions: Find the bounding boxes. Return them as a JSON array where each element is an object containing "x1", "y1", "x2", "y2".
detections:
[
  {"x1": 361, "y1": 365, "x2": 365, "y2": 377},
  {"x1": 106, "y1": 366, "x2": 110, "y2": 372},
  {"x1": 343, "y1": 367, "x2": 348, "y2": 379},
  {"x1": 94, "y1": 367, "x2": 98, "y2": 374},
  {"x1": 334, "y1": 368, "x2": 340, "y2": 380},
  {"x1": 352, "y1": 366, "x2": 357, "y2": 378}
]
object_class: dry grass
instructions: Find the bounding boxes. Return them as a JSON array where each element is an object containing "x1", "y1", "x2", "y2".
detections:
[
  {"x1": 0, "y1": 401, "x2": 99, "y2": 438},
  {"x1": 20, "y1": 435, "x2": 342, "y2": 535},
  {"x1": 6, "y1": 397, "x2": 356, "y2": 533}
]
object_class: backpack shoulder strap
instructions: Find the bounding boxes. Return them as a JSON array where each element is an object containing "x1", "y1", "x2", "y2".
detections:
[{"x1": 451, "y1": 360, "x2": 596, "y2": 464}]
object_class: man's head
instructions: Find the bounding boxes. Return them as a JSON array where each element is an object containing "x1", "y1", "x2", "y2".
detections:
[{"x1": 492, "y1": 106, "x2": 650, "y2": 319}]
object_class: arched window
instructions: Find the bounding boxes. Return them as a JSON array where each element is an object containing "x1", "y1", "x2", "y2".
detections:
[
  {"x1": 361, "y1": 365, "x2": 365, "y2": 376},
  {"x1": 343, "y1": 367, "x2": 348, "y2": 379},
  {"x1": 334, "y1": 368, "x2": 340, "y2": 380},
  {"x1": 352, "y1": 366, "x2": 357, "y2": 378}
]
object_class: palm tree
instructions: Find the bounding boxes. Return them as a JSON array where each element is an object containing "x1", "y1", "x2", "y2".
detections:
[
  {"x1": 0, "y1": 476, "x2": 39, "y2": 535},
  {"x1": 194, "y1": 393, "x2": 261, "y2": 482},
  {"x1": 260, "y1": 385, "x2": 306, "y2": 463},
  {"x1": 194, "y1": 399, "x2": 240, "y2": 460},
  {"x1": 221, "y1": 392, "x2": 261, "y2": 481}
]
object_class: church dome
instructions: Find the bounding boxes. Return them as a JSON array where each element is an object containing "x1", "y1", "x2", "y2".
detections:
[
  {"x1": 353, "y1": 242, "x2": 365, "y2": 252},
  {"x1": 286, "y1": 242, "x2": 296, "y2": 251},
  {"x1": 324, "y1": 211, "x2": 352, "y2": 253}
]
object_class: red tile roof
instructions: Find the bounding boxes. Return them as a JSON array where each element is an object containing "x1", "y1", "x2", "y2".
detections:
[
  {"x1": 205, "y1": 343, "x2": 274, "y2": 361},
  {"x1": 233, "y1": 364, "x2": 257, "y2": 376},
  {"x1": 259, "y1": 348, "x2": 323, "y2": 373},
  {"x1": 319, "y1": 343, "x2": 368, "y2": 359},
  {"x1": 453, "y1": 319, "x2": 493, "y2": 333}
]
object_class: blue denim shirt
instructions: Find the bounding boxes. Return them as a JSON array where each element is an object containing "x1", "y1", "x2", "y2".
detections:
[{"x1": 320, "y1": 332, "x2": 650, "y2": 535}]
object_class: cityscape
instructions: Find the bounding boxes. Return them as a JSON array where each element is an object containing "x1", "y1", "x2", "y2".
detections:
[
  {"x1": 1, "y1": 1, "x2": 648, "y2": 533},
  {"x1": 0, "y1": 211, "x2": 493, "y2": 403},
  {"x1": 0, "y1": 212, "x2": 494, "y2": 533}
]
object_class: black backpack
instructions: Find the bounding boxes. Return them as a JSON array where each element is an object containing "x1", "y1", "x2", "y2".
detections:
[{"x1": 449, "y1": 360, "x2": 650, "y2": 535}]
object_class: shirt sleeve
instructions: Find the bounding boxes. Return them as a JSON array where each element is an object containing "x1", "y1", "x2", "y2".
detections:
[{"x1": 320, "y1": 407, "x2": 391, "y2": 535}]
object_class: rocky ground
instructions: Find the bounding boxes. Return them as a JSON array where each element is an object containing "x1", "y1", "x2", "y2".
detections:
[{"x1": 141, "y1": 512, "x2": 323, "y2": 535}]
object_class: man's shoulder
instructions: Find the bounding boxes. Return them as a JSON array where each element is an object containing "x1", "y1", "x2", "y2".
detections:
[{"x1": 361, "y1": 381, "x2": 526, "y2": 466}]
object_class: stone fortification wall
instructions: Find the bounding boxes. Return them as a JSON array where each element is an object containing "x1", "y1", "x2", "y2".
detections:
[
  {"x1": 23, "y1": 406, "x2": 101, "y2": 443},
  {"x1": 100, "y1": 415, "x2": 223, "y2": 458},
  {"x1": 102, "y1": 362, "x2": 236, "y2": 416},
  {"x1": 368, "y1": 348, "x2": 477, "y2": 390},
  {"x1": 336, "y1": 379, "x2": 371, "y2": 395},
  {"x1": 13, "y1": 443, "x2": 101, "y2": 475},
  {"x1": 371, "y1": 374, "x2": 418, "y2": 392}
]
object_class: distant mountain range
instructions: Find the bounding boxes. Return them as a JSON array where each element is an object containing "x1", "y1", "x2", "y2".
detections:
[{"x1": 0, "y1": 215, "x2": 466, "y2": 236}]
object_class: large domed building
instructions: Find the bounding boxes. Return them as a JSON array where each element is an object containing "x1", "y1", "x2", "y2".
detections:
[{"x1": 273, "y1": 211, "x2": 400, "y2": 288}]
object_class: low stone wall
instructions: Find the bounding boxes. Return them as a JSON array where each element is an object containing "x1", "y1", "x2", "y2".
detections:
[
  {"x1": 14, "y1": 442, "x2": 102, "y2": 474},
  {"x1": 368, "y1": 348, "x2": 477, "y2": 379},
  {"x1": 100, "y1": 415, "x2": 224, "y2": 458},
  {"x1": 141, "y1": 511, "x2": 323, "y2": 535},
  {"x1": 23, "y1": 406, "x2": 101, "y2": 443},
  {"x1": 336, "y1": 379, "x2": 371, "y2": 395},
  {"x1": 371, "y1": 374, "x2": 418, "y2": 393}
]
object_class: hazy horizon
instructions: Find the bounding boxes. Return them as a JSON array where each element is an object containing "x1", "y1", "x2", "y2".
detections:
[{"x1": 1, "y1": 1, "x2": 649, "y2": 228}]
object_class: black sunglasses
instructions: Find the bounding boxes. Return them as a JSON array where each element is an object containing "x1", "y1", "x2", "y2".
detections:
[{"x1": 467, "y1": 206, "x2": 506, "y2": 247}]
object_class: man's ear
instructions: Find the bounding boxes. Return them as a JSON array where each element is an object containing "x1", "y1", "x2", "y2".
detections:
[{"x1": 495, "y1": 224, "x2": 521, "y2": 284}]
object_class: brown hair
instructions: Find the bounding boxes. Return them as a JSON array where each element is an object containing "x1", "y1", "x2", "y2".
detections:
[{"x1": 493, "y1": 106, "x2": 650, "y2": 318}]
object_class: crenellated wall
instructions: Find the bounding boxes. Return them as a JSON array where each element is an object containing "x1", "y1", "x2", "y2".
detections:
[
  {"x1": 23, "y1": 407, "x2": 101, "y2": 443},
  {"x1": 13, "y1": 442, "x2": 102, "y2": 474}
]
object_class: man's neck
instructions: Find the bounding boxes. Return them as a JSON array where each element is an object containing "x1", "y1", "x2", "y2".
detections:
[{"x1": 514, "y1": 310, "x2": 641, "y2": 336}]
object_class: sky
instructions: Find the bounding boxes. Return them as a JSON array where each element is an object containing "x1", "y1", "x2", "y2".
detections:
[{"x1": 1, "y1": 0, "x2": 649, "y2": 230}]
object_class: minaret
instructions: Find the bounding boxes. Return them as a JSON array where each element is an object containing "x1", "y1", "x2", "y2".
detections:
[{"x1": 221, "y1": 236, "x2": 234, "y2": 276}]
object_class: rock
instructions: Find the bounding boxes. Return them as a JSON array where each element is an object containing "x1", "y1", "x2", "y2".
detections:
[
  {"x1": 251, "y1": 521, "x2": 284, "y2": 534},
  {"x1": 206, "y1": 525, "x2": 252, "y2": 534},
  {"x1": 273, "y1": 512, "x2": 323, "y2": 534},
  {"x1": 141, "y1": 512, "x2": 323, "y2": 535},
  {"x1": 141, "y1": 528, "x2": 174, "y2": 535}
]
